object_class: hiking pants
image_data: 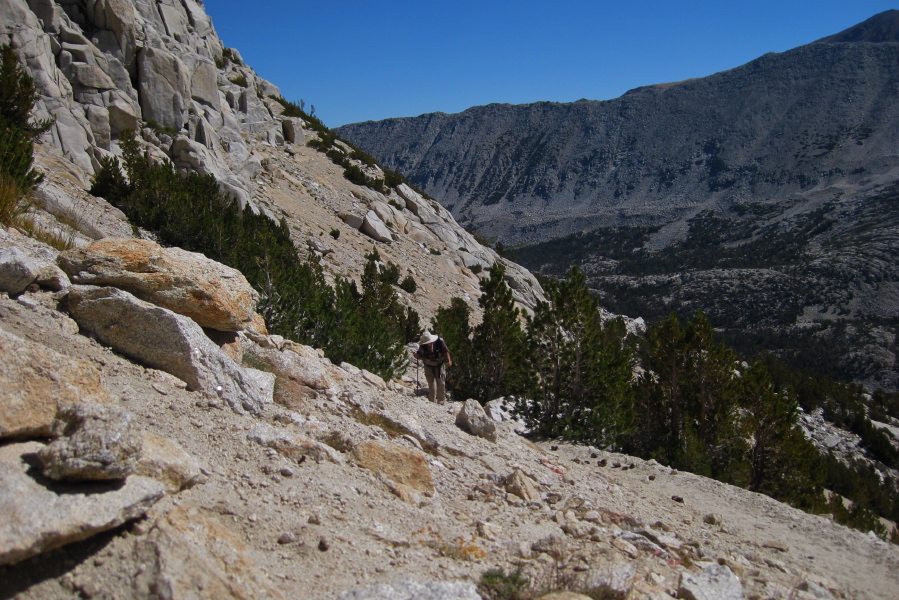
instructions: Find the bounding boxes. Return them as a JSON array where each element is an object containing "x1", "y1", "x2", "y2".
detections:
[{"x1": 423, "y1": 363, "x2": 446, "y2": 404}]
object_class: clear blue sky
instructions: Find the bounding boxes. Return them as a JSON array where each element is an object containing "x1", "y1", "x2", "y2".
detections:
[{"x1": 204, "y1": 1, "x2": 897, "y2": 128}]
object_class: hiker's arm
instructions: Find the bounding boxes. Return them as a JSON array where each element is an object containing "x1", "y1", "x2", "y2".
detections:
[{"x1": 446, "y1": 350, "x2": 452, "y2": 367}]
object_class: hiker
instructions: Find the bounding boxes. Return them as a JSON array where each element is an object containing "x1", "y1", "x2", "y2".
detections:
[{"x1": 414, "y1": 330, "x2": 452, "y2": 404}]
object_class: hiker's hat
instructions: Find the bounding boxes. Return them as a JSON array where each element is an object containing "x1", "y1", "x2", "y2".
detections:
[{"x1": 419, "y1": 330, "x2": 438, "y2": 345}]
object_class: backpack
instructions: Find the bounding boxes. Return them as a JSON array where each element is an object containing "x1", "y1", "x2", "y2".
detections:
[{"x1": 419, "y1": 338, "x2": 447, "y2": 366}]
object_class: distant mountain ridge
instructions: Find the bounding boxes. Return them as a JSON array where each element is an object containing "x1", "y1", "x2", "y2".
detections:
[
  {"x1": 337, "y1": 11, "x2": 899, "y2": 390},
  {"x1": 814, "y1": 9, "x2": 899, "y2": 43},
  {"x1": 338, "y1": 11, "x2": 899, "y2": 247}
]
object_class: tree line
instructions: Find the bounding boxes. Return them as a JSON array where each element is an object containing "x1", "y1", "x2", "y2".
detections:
[{"x1": 436, "y1": 264, "x2": 898, "y2": 541}]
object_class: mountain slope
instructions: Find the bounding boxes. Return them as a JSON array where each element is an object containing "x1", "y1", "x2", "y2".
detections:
[
  {"x1": 2, "y1": 2, "x2": 899, "y2": 599},
  {"x1": 336, "y1": 11, "x2": 899, "y2": 390},
  {"x1": 337, "y1": 14, "x2": 899, "y2": 246}
]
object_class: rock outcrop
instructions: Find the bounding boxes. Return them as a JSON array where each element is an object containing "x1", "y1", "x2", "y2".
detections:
[
  {"x1": 0, "y1": 327, "x2": 112, "y2": 439},
  {"x1": 66, "y1": 285, "x2": 274, "y2": 414},
  {"x1": 59, "y1": 238, "x2": 262, "y2": 332},
  {"x1": 2, "y1": 0, "x2": 545, "y2": 322},
  {"x1": 38, "y1": 403, "x2": 142, "y2": 481},
  {"x1": 0, "y1": 441, "x2": 163, "y2": 566}
]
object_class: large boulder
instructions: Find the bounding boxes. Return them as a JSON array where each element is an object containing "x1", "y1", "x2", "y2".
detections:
[
  {"x1": 66, "y1": 285, "x2": 274, "y2": 415},
  {"x1": 361, "y1": 210, "x2": 393, "y2": 243},
  {"x1": 455, "y1": 398, "x2": 498, "y2": 442},
  {"x1": 0, "y1": 247, "x2": 40, "y2": 294},
  {"x1": 248, "y1": 344, "x2": 337, "y2": 391},
  {"x1": 0, "y1": 327, "x2": 112, "y2": 439},
  {"x1": 59, "y1": 238, "x2": 260, "y2": 332},
  {"x1": 0, "y1": 441, "x2": 163, "y2": 566},
  {"x1": 282, "y1": 117, "x2": 305, "y2": 144},
  {"x1": 37, "y1": 403, "x2": 142, "y2": 481}
]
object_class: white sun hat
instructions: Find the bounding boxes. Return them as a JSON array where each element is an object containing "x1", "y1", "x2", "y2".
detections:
[{"x1": 418, "y1": 330, "x2": 438, "y2": 345}]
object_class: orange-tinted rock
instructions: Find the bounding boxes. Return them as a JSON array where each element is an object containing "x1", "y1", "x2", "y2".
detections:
[
  {"x1": 0, "y1": 327, "x2": 112, "y2": 440},
  {"x1": 59, "y1": 238, "x2": 259, "y2": 332},
  {"x1": 351, "y1": 440, "x2": 434, "y2": 500}
]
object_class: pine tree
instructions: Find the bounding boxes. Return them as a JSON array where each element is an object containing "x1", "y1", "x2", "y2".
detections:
[
  {"x1": 0, "y1": 45, "x2": 52, "y2": 137},
  {"x1": 0, "y1": 45, "x2": 53, "y2": 224},
  {"x1": 682, "y1": 312, "x2": 743, "y2": 479},
  {"x1": 633, "y1": 313, "x2": 690, "y2": 464},
  {"x1": 519, "y1": 267, "x2": 633, "y2": 447},
  {"x1": 468, "y1": 262, "x2": 529, "y2": 403},
  {"x1": 739, "y1": 362, "x2": 822, "y2": 503},
  {"x1": 324, "y1": 255, "x2": 410, "y2": 379}
]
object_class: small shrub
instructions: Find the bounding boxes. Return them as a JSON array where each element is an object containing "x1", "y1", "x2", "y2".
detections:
[
  {"x1": 0, "y1": 173, "x2": 28, "y2": 225},
  {"x1": 144, "y1": 119, "x2": 179, "y2": 137},
  {"x1": 343, "y1": 164, "x2": 371, "y2": 186},
  {"x1": 221, "y1": 47, "x2": 239, "y2": 64},
  {"x1": 379, "y1": 261, "x2": 401, "y2": 285},
  {"x1": 326, "y1": 147, "x2": 347, "y2": 166},
  {"x1": 229, "y1": 74, "x2": 248, "y2": 88},
  {"x1": 384, "y1": 170, "x2": 405, "y2": 189},
  {"x1": 479, "y1": 564, "x2": 627, "y2": 600},
  {"x1": 429, "y1": 247, "x2": 442, "y2": 256},
  {"x1": 478, "y1": 567, "x2": 530, "y2": 600},
  {"x1": 470, "y1": 264, "x2": 483, "y2": 274},
  {"x1": 329, "y1": 228, "x2": 340, "y2": 240},
  {"x1": 399, "y1": 275, "x2": 418, "y2": 294},
  {"x1": 350, "y1": 147, "x2": 377, "y2": 167},
  {"x1": 15, "y1": 214, "x2": 77, "y2": 251},
  {"x1": 388, "y1": 199, "x2": 404, "y2": 211}
]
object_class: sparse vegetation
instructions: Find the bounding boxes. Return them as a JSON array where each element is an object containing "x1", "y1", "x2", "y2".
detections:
[
  {"x1": 479, "y1": 563, "x2": 627, "y2": 600},
  {"x1": 144, "y1": 119, "x2": 180, "y2": 137},
  {"x1": 436, "y1": 263, "x2": 898, "y2": 542},
  {"x1": 228, "y1": 74, "x2": 248, "y2": 88},
  {"x1": 89, "y1": 129, "x2": 417, "y2": 381},
  {"x1": 399, "y1": 274, "x2": 417, "y2": 294}
]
